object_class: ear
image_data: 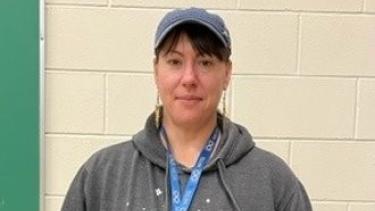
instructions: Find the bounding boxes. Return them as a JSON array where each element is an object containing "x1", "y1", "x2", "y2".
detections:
[{"x1": 223, "y1": 60, "x2": 232, "y2": 90}]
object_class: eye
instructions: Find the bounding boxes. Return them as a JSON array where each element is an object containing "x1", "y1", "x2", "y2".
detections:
[
  {"x1": 198, "y1": 58, "x2": 215, "y2": 68},
  {"x1": 167, "y1": 59, "x2": 182, "y2": 66},
  {"x1": 201, "y1": 60, "x2": 213, "y2": 66}
]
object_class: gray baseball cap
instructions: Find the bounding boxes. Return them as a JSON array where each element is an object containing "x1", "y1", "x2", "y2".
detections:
[{"x1": 154, "y1": 7, "x2": 231, "y2": 51}]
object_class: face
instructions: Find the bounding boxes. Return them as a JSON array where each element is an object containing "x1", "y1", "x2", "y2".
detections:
[{"x1": 154, "y1": 33, "x2": 232, "y2": 128}]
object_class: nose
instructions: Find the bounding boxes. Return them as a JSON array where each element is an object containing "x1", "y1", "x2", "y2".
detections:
[{"x1": 181, "y1": 62, "x2": 198, "y2": 88}]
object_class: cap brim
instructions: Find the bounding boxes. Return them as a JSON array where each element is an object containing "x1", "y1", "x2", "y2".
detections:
[{"x1": 154, "y1": 18, "x2": 228, "y2": 50}]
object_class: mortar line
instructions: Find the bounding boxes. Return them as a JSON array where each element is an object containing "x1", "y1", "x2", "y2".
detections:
[
  {"x1": 347, "y1": 202, "x2": 351, "y2": 211},
  {"x1": 354, "y1": 78, "x2": 360, "y2": 139},
  {"x1": 104, "y1": 73, "x2": 108, "y2": 134},
  {"x1": 288, "y1": 140, "x2": 294, "y2": 166},
  {"x1": 362, "y1": 0, "x2": 367, "y2": 12},
  {"x1": 46, "y1": 68, "x2": 375, "y2": 79},
  {"x1": 44, "y1": 4, "x2": 375, "y2": 16},
  {"x1": 44, "y1": 132, "x2": 375, "y2": 142},
  {"x1": 296, "y1": 14, "x2": 302, "y2": 75},
  {"x1": 45, "y1": 132, "x2": 130, "y2": 139},
  {"x1": 236, "y1": 0, "x2": 241, "y2": 10},
  {"x1": 312, "y1": 199, "x2": 375, "y2": 203},
  {"x1": 346, "y1": 199, "x2": 350, "y2": 211},
  {"x1": 45, "y1": 3, "x2": 107, "y2": 7},
  {"x1": 46, "y1": 69, "x2": 153, "y2": 75},
  {"x1": 254, "y1": 136, "x2": 375, "y2": 142},
  {"x1": 232, "y1": 73, "x2": 375, "y2": 79}
]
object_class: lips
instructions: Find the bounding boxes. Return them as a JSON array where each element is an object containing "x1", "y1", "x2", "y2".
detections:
[{"x1": 175, "y1": 95, "x2": 203, "y2": 101}]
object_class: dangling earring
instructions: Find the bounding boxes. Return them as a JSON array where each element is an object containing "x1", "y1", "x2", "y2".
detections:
[
  {"x1": 222, "y1": 90, "x2": 227, "y2": 118},
  {"x1": 155, "y1": 92, "x2": 161, "y2": 128}
]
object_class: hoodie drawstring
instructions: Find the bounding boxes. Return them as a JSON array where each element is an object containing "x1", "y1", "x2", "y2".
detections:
[{"x1": 217, "y1": 159, "x2": 242, "y2": 211}]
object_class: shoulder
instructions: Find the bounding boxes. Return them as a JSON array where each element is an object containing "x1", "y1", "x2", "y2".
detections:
[
  {"x1": 232, "y1": 146, "x2": 301, "y2": 193},
  {"x1": 82, "y1": 140, "x2": 137, "y2": 173},
  {"x1": 239, "y1": 146, "x2": 291, "y2": 173},
  {"x1": 251, "y1": 147, "x2": 293, "y2": 177},
  {"x1": 244, "y1": 146, "x2": 298, "y2": 188},
  {"x1": 247, "y1": 146, "x2": 312, "y2": 210},
  {"x1": 61, "y1": 139, "x2": 138, "y2": 210}
]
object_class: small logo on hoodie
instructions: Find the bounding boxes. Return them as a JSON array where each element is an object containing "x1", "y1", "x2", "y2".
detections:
[{"x1": 155, "y1": 188, "x2": 163, "y2": 196}]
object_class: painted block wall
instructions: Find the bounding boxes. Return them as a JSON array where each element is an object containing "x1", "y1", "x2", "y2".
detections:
[
  {"x1": 0, "y1": 1, "x2": 39, "y2": 210},
  {"x1": 44, "y1": 0, "x2": 375, "y2": 210}
]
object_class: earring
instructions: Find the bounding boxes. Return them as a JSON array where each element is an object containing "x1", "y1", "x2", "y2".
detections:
[
  {"x1": 222, "y1": 90, "x2": 227, "y2": 118},
  {"x1": 155, "y1": 92, "x2": 161, "y2": 128}
]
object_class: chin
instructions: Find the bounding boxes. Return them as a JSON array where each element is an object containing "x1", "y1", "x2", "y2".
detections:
[
  {"x1": 170, "y1": 108, "x2": 216, "y2": 127},
  {"x1": 174, "y1": 112, "x2": 202, "y2": 124}
]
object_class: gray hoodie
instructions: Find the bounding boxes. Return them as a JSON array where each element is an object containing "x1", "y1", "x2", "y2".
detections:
[{"x1": 61, "y1": 113, "x2": 312, "y2": 211}]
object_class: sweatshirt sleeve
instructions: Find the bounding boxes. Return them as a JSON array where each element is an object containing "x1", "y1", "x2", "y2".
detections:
[
  {"x1": 278, "y1": 181, "x2": 312, "y2": 211},
  {"x1": 61, "y1": 165, "x2": 87, "y2": 211}
]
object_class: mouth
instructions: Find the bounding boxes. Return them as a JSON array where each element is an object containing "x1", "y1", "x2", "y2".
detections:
[{"x1": 175, "y1": 95, "x2": 203, "y2": 101}]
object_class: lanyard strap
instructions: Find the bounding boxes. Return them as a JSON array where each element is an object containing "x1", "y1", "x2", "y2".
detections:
[{"x1": 161, "y1": 127, "x2": 220, "y2": 211}]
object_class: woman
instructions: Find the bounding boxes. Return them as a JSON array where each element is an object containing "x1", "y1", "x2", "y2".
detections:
[{"x1": 62, "y1": 7, "x2": 312, "y2": 211}]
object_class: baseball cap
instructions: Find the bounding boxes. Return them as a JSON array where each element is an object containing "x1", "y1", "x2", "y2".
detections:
[{"x1": 154, "y1": 7, "x2": 231, "y2": 51}]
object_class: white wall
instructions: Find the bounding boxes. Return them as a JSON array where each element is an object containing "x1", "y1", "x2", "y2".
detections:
[{"x1": 44, "y1": 1, "x2": 375, "y2": 210}]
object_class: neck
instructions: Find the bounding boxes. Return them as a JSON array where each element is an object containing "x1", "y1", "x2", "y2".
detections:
[{"x1": 163, "y1": 114, "x2": 217, "y2": 168}]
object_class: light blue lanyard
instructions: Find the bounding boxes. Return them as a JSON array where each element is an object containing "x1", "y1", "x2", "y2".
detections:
[{"x1": 161, "y1": 127, "x2": 220, "y2": 211}]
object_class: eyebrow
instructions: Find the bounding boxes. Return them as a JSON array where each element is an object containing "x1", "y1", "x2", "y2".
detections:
[
  {"x1": 163, "y1": 50, "x2": 214, "y2": 59},
  {"x1": 163, "y1": 49, "x2": 183, "y2": 57}
]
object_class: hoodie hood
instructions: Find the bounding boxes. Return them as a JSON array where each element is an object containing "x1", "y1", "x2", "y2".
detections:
[{"x1": 132, "y1": 112, "x2": 255, "y2": 171}]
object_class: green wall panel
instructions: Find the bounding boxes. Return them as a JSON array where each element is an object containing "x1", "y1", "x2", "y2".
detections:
[{"x1": 0, "y1": 0, "x2": 40, "y2": 211}]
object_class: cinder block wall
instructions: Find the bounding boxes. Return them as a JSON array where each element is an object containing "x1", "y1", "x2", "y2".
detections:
[{"x1": 44, "y1": 0, "x2": 375, "y2": 210}]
